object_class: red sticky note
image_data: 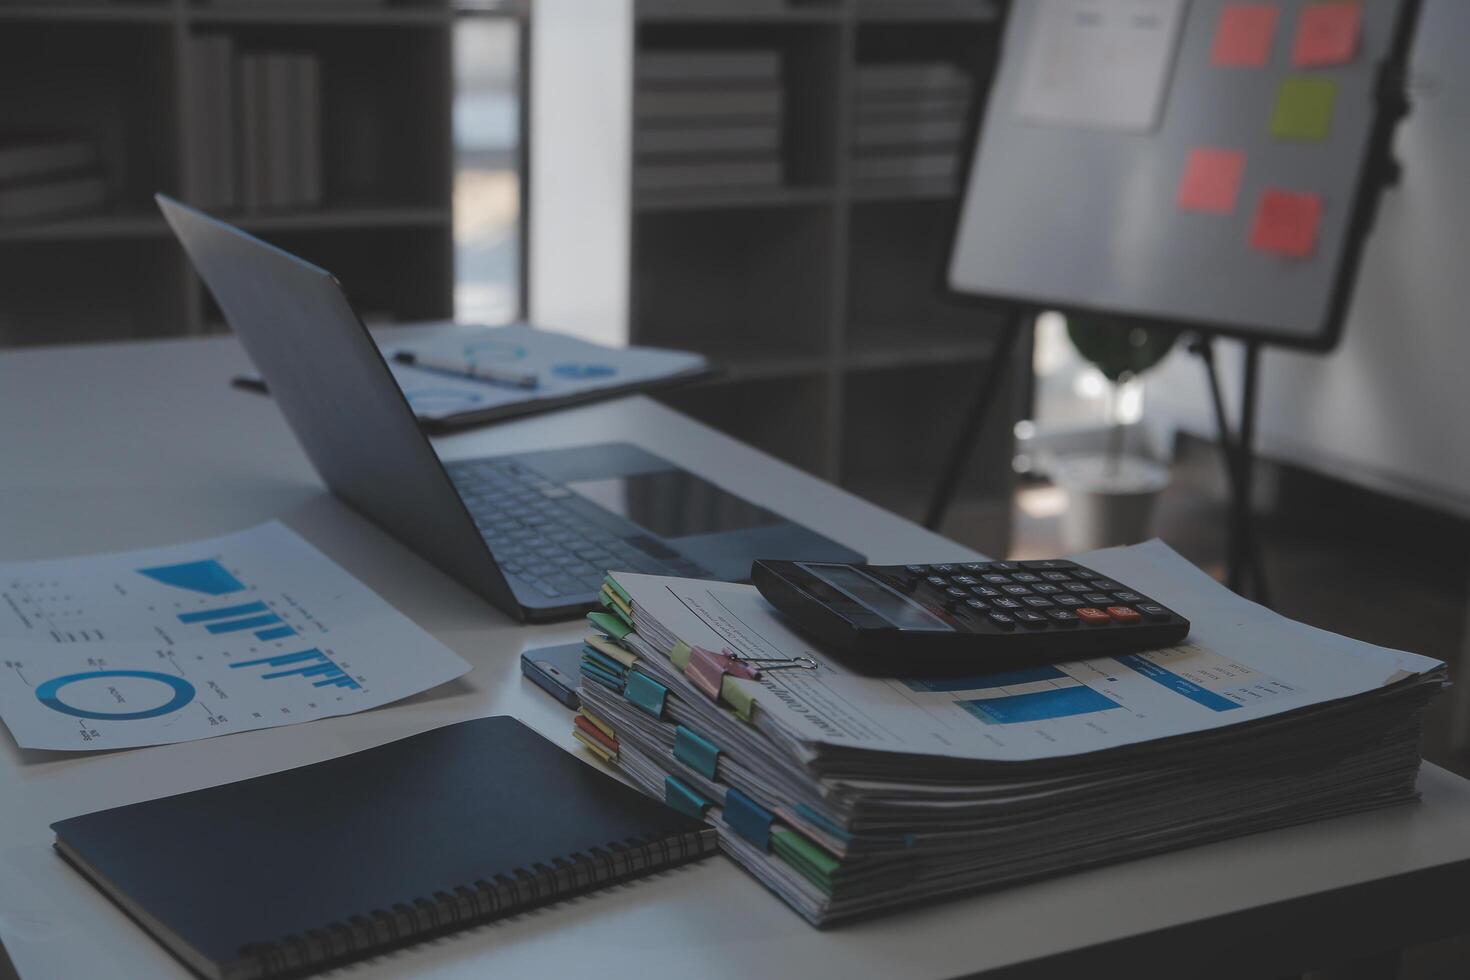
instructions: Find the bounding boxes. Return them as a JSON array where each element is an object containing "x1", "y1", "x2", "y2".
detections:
[
  {"x1": 1293, "y1": 3, "x2": 1361, "y2": 67},
  {"x1": 1250, "y1": 189, "x2": 1323, "y2": 258},
  {"x1": 1177, "y1": 148, "x2": 1246, "y2": 214},
  {"x1": 1212, "y1": 3, "x2": 1280, "y2": 68}
]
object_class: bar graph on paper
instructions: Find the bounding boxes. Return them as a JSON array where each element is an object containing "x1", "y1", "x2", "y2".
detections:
[
  {"x1": 230, "y1": 649, "x2": 361, "y2": 691},
  {"x1": 0, "y1": 522, "x2": 469, "y2": 750}
]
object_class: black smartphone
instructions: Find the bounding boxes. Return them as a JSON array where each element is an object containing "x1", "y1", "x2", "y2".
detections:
[{"x1": 520, "y1": 642, "x2": 588, "y2": 709}]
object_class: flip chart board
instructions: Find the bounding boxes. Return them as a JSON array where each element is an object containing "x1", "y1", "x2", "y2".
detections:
[{"x1": 948, "y1": 0, "x2": 1419, "y2": 349}]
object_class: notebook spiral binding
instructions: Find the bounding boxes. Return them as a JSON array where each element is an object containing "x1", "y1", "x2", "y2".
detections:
[{"x1": 237, "y1": 828, "x2": 716, "y2": 978}]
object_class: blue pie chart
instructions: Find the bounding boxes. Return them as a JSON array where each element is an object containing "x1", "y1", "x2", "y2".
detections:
[{"x1": 35, "y1": 670, "x2": 196, "y2": 721}]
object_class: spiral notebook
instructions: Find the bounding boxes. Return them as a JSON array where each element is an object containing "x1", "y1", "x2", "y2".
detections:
[{"x1": 52, "y1": 717, "x2": 717, "y2": 980}]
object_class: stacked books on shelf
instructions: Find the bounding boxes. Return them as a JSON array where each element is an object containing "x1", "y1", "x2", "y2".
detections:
[
  {"x1": 635, "y1": 49, "x2": 785, "y2": 195},
  {"x1": 852, "y1": 61, "x2": 973, "y2": 192},
  {"x1": 573, "y1": 540, "x2": 1446, "y2": 926},
  {"x1": 0, "y1": 134, "x2": 106, "y2": 225},
  {"x1": 187, "y1": 35, "x2": 322, "y2": 213}
]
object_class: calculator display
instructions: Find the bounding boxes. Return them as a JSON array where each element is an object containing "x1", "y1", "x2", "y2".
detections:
[{"x1": 799, "y1": 563, "x2": 954, "y2": 632}]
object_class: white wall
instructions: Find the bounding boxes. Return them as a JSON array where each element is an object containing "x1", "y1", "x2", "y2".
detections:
[
  {"x1": 528, "y1": 0, "x2": 633, "y2": 347},
  {"x1": 1146, "y1": 0, "x2": 1470, "y2": 517}
]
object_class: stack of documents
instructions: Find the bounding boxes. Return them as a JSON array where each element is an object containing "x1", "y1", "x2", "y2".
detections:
[
  {"x1": 852, "y1": 61, "x2": 974, "y2": 189},
  {"x1": 575, "y1": 541, "x2": 1446, "y2": 925},
  {"x1": 635, "y1": 50, "x2": 785, "y2": 194}
]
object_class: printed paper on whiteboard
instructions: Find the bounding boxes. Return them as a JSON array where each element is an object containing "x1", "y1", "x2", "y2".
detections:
[{"x1": 1013, "y1": 0, "x2": 1186, "y2": 132}]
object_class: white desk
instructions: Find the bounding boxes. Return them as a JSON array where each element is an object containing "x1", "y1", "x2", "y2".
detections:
[{"x1": 2, "y1": 334, "x2": 1469, "y2": 980}]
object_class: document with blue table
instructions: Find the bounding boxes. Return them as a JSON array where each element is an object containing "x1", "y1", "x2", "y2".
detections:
[{"x1": 0, "y1": 521, "x2": 469, "y2": 750}]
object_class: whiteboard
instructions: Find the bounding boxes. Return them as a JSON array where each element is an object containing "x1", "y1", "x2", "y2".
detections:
[{"x1": 949, "y1": 0, "x2": 1418, "y2": 349}]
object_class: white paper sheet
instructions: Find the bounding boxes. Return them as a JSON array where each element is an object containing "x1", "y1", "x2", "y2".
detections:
[
  {"x1": 1012, "y1": 0, "x2": 1185, "y2": 132},
  {"x1": 0, "y1": 522, "x2": 470, "y2": 751},
  {"x1": 612, "y1": 540, "x2": 1442, "y2": 763}
]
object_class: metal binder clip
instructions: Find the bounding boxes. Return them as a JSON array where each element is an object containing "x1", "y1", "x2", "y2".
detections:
[{"x1": 683, "y1": 647, "x2": 817, "y2": 701}]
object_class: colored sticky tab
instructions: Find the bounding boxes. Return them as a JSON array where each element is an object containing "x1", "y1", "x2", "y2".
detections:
[
  {"x1": 1211, "y1": 4, "x2": 1279, "y2": 68},
  {"x1": 579, "y1": 661, "x2": 623, "y2": 691},
  {"x1": 723, "y1": 788, "x2": 774, "y2": 850},
  {"x1": 1271, "y1": 76, "x2": 1337, "y2": 140},
  {"x1": 599, "y1": 590, "x2": 632, "y2": 627},
  {"x1": 572, "y1": 729, "x2": 616, "y2": 764},
  {"x1": 771, "y1": 829, "x2": 841, "y2": 893},
  {"x1": 1293, "y1": 3, "x2": 1360, "y2": 67},
  {"x1": 794, "y1": 803, "x2": 854, "y2": 843},
  {"x1": 623, "y1": 671, "x2": 668, "y2": 718},
  {"x1": 587, "y1": 611, "x2": 631, "y2": 641},
  {"x1": 604, "y1": 575, "x2": 632, "y2": 606},
  {"x1": 581, "y1": 646, "x2": 627, "y2": 679},
  {"x1": 665, "y1": 776, "x2": 711, "y2": 819},
  {"x1": 585, "y1": 634, "x2": 637, "y2": 668},
  {"x1": 574, "y1": 713, "x2": 618, "y2": 754},
  {"x1": 720, "y1": 675, "x2": 756, "y2": 722},
  {"x1": 1177, "y1": 147, "x2": 1246, "y2": 214},
  {"x1": 673, "y1": 725, "x2": 721, "y2": 779},
  {"x1": 579, "y1": 708, "x2": 617, "y2": 741},
  {"x1": 600, "y1": 584, "x2": 632, "y2": 619},
  {"x1": 669, "y1": 640, "x2": 693, "y2": 670},
  {"x1": 1250, "y1": 189, "x2": 1323, "y2": 258}
]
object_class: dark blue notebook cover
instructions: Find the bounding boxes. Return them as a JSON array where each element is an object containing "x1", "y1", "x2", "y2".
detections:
[{"x1": 52, "y1": 716, "x2": 714, "y2": 979}]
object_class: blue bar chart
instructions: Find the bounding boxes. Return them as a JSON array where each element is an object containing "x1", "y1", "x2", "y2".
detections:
[
  {"x1": 229, "y1": 649, "x2": 361, "y2": 690},
  {"x1": 958, "y1": 686, "x2": 1120, "y2": 724},
  {"x1": 136, "y1": 559, "x2": 245, "y2": 595},
  {"x1": 175, "y1": 602, "x2": 298, "y2": 643}
]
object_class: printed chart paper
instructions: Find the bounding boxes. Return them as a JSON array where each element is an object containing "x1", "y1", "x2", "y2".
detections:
[
  {"x1": 0, "y1": 522, "x2": 469, "y2": 751},
  {"x1": 1013, "y1": 0, "x2": 1186, "y2": 132}
]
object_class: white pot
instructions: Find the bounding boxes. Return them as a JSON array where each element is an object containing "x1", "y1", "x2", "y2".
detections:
[{"x1": 1051, "y1": 453, "x2": 1170, "y2": 553}]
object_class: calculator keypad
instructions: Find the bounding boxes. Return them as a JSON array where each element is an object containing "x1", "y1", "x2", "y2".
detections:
[{"x1": 869, "y1": 560, "x2": 1184, "y2": 640}]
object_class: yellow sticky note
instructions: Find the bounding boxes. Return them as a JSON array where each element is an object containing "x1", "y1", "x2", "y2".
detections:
[{"x1": 1271, "y1": 76, "x2": 1337, "y2": 140}]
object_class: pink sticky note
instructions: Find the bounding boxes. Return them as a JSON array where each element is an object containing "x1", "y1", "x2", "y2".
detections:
[
  {"x1": 1250, "y1": 189, "x2": 1323, "y2": 258},
  {"x1": 1293, "y1": 3, "x2": 1361, "y2": 67},
  {"x1": 1212, "y1": 4, "x2": 1280, "y2": 68},
  {"x1": 1177, "y1": 148, "x2": 1246, "y2": 214}
]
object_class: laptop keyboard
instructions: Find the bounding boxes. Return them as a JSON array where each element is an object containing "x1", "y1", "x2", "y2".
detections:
[{"x1": 445, "y1": 459, "x2": 674, "y2": 601}]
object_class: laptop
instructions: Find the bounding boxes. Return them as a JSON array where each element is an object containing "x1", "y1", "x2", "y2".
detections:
[{"x1": 157, "y1": 195, "x2": 862, "y2": 622}]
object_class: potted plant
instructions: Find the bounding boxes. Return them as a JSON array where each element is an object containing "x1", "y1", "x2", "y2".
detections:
[{"x1": 1050, "y1": 315, "x2": 1178, "y2": 551}]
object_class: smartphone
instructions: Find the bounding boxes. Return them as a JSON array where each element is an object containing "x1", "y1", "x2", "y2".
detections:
[{"x1": 520, "y1": 642, "x2": 588, "y2": 709}]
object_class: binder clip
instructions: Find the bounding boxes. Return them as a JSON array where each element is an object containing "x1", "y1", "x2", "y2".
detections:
[{"x1": 683, "y1": 646, "x2": 817, "y2": 702}]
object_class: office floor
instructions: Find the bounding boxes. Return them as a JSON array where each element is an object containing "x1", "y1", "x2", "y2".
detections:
[{"x1": 991, "y1": 436, "x2": 1470, "y2": 980}]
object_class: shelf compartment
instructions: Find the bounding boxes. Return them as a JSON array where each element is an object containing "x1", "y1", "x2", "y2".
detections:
[
  {"x1": 196, "y1": 225, "x2": 453, "y2": 327},
  {"x1": 0, "y1": 3, "x2": 171, "y2": 24},
  {"x1": 637, "y1": 20, "x2": 843, "y2": 190},
  {"x1": 659, "y1": 374, "x2": 832, "y2": 477},
  {"x1": 633, "y1": 204, "x2": 836, "y2": 361},
  {"x1": 0, "y1": 238, "x2": 188, "y2": 347},
  {"x1": 188, "y1": 22, "x2": 452, "y2": 211},
  {"x1": 637, "y1": 0, "x2": 842, "y2": 24},
  {"x1": 0, "y1": 22, "x2": 180, "y2": 213},
  {"x1": 844, "y1": 196, "x2": 1006, "y2": 354},
  {"x1": 854, "y1": 0, "x2": 1000, "y2": 23},
  {"x1": 188, "y1": 2, "x2": 450, "y2": 27}
]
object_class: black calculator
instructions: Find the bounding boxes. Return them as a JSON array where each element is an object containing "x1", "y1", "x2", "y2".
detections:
[{"x1": 752, "y1": 559, "x2": 1190, "y2": 675}]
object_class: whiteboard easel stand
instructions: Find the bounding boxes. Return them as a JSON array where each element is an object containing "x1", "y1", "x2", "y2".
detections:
[{"x1": 1191, "y1": 333, "x2": 1271, "y2": 603}]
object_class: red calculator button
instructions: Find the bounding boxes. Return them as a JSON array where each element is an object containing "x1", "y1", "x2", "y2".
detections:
[
  {"x1": 1076, "y1": 607, "x2": 1110, "y2": 625},
  {"x1": 1107, "y1": 606, "x2": 1142, "y2": 624}
]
